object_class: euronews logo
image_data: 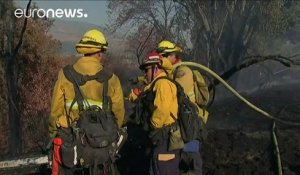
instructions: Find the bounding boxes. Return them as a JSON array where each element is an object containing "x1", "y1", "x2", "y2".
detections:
[{"x1": 14, "y1": 8, "x2": 88, "y2": 18}]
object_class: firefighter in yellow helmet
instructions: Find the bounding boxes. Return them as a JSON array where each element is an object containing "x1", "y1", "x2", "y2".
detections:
[
  {"x1": 137, "y1": 51, "x2": 181, "y2": 175},
  {"x1": 49, "y1": 29, "x2": 125, "y2": 174},
  {"x1": 157, "y1": 40, "x2": 206, "y2": 175},
  {"x1": 157, "y1": 40, "x2": 183, "y2": 58},
  {"x1": 157, "y1": 40, "x2": 209, "y2": 122}
]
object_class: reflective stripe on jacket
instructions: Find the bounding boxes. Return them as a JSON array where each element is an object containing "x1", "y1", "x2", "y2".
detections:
[{"x1": 65, "y1": 99, "x2": 103, "y2": 110}]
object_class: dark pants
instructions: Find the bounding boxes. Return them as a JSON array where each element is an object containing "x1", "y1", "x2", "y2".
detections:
[
  {"x1": 149, "y1": 139, "x2": 180, "y2": 175},
  {"x1": 180, "y1": 151, "x2": 203, "y2": 175},
  {"x1": 58, "y1": 164, "x2": 117, "y2": 175},
  {"x1": 58, "y1": 166, "x2": 73, "y2": 175}
]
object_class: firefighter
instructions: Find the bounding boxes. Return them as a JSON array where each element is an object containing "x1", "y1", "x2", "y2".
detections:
[
  {"x1": 157, "y1": 40, "x2": 206, "y2": 175},
  {"x1": 157, "y1": 40, "x2": 209, "y2": 122},
  {"x1": 138, "y1": 51, "x2": 181, "y2": 175},
  {"x1": 49, "y1": 29, "x2": 125, "y2": 174}
]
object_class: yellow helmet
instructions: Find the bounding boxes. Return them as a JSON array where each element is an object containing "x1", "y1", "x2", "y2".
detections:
[
  {"x1": 75, "y1": 29, "x2": 108, "y2": 54},
  {"x1": 156, "y1": 40, "x2": 182, "y2": 55}
]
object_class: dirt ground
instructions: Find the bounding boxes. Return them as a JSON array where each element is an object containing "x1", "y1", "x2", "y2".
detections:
[
  {"x1": 117, "y1": 82, "x2": 300, "y2": 175},
  {"x1": 202, "y1": 82, "x2": 300, "y2": 175},
  {"x1": 1, "y1": 83, "x2": 300, "y2": 175}
]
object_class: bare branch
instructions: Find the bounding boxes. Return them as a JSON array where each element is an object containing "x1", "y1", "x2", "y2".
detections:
[
  {"x1": 288, "y1": 53, "x2": 300, "y2": 59},
  {"x1": 197, "y1": 3, "x2": 211, "y2": 32},
  {"x1": 148, "y1": 10, "x2": 164, "y2": 32},
  {"x1": 210, "y1": 54, "x2": 298, "y2": 88},
  {"x1": 166, "y1": 0, "x2": 174, "y2": 16},
  {"x1": 155, "y1": 1, "x2": 166, "y2": 22},
  {"x1": 215, "y1": 11, "x2": 228, "y2": 45},
  {"x1": 163, "y1": 0, "x2": 168, "y2": 29},
  {"x1": 12, "y1": 0, "x2": 31, "y2": 58},
  {"x1": 136, "y1": 26, "x2": 155, "y2": 65},
  {"x1": 241, "y1": 0, "x2": 246, "y2": 13},
  {"x1": 243, "y1": 26, "x2": 254, "y2": 45}
]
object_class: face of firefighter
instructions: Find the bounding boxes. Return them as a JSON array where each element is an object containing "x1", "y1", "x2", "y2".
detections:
[
  {"x1": 95, "y1": 52, "x2": 103, "y2": 62},
  {"x1": 144, "y1": 66, "x2": 153, "y2": 83},
  {"x1": 167, "y1": 53, "x2": 177, "y2": 65},
  {"x1": 144, "y1": 65, "x2": 161, "y2": 83}
]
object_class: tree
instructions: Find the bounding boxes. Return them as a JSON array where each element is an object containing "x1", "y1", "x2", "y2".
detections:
[
  {"x1": 107, "y1": 0, "x2": 189, "y2": 59},
  {"x1": 182, "y1": 0, "x2": 295, "y2": 72},
  {"x1": 0, "y1": 0, "x2": 31, "y2": 155},
  {"x1": 17, "y1": 15, "x2": 64, "y2": 151},
  {"x1": 126, "y1": 24, "x2": 156, "y2": 64},
  {"x1": 0, "y1": 0, "x2": 65, "y2": 154},
  {"x1": 107, "y1": 0, "x2": 298, "y2": 74}
]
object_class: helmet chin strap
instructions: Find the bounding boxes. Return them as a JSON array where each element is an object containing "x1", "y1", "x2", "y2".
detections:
[
  {"x1": 150, "y1": 64, "x2": 161, "y2": 82},
  {"x1": 150, "y1": 64, "x2": 156, "y2": 82}
]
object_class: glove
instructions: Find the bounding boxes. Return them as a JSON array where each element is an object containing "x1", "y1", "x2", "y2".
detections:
[
  {"x1": 128, "y1": 88, "x2": 142, "y2": 102},
  {"x1": 183, "y1": 140, "x2": 201, "y2": 152},
  {"x1": 56, "y1": 115, "x2": 71, "y2": 128},
  {"x1": 132, "y1": 88, "x2": 142, "y2": 96}
]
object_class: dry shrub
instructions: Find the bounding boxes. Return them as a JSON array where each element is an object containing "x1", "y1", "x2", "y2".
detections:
[
  {"x1": 19, "y1": 56, "x2": 74, "y2": 152},
  {"x1": 104, "y1": 55, "x2": 141, "y2": 94}
]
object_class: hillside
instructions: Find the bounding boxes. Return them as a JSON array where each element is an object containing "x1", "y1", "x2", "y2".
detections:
[
  {"x1": 48, "y1": 19, "x2": 102, "y2": 55},
  {"x1": 48, "y1": 19, "x2": 128, "y2": 56}
]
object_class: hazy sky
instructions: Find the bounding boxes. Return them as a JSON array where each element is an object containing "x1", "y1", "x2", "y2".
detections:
[{"x1": 16, "y1": 0, "x2": 109, "y2": 26}]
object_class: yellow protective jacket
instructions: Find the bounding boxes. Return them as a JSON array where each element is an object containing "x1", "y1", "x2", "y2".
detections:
[
  {"x1": 144, "y1": 72, "x2": 178, "y2": 129},
  {"x1": 166, "y1": 59, "x2": 209, "y2": 124},
  {"x1": 49, "y1": 56, "x2": 125, "y2": 138}
]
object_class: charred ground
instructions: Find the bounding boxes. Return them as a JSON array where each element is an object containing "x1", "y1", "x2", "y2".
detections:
[{"x1": 116, "y1": 82, "x2": 300, "y2": 175}]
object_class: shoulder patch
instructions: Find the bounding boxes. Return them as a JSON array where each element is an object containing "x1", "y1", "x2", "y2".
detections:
[{"x1": 175, "y1": 69, "x2": 185, "y2": 78}]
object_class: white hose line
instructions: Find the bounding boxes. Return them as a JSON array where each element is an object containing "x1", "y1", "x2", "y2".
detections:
[{"x1": 174, "y1": 62, "x2": 300, "y2": 126}]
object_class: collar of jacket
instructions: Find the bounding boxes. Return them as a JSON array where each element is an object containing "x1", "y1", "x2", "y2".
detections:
[
  {"x1": 144, "y1": 72, "x2": 168, "y2": 91},
  {"x1": 73, "y1": 56, "x2": 104, "y2": 75}
]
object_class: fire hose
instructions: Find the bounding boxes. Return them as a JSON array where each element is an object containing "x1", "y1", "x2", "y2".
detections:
[
  {"x1": 174, "y1": 62, "x2": 300, "y2": 126},
  {"x1": 174, "y1": 62, "x2": 300, "y2": 175}
]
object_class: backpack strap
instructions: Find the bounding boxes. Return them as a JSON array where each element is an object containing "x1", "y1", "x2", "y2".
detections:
[
  {"x1": 63, "y1": 65, "x2": 86, "y2": 112},
  {"x1": 62, "y1": 65, "x2": 113, "y2": 112},
  {"x1": 149, "y1": 76, "x2": 172, "y2": 91},
  {"x1": 150, "y1": 76, "x2": 185, "y2": 93},
  {"x1": 63, "y1": 65, "x2": 113, "y2": 86},
  {"x1": 149, "y1": 76, "x2": 184, "y2": 115},
  {"x1": 173, "y1": 66, "x2": 180, "y2": 81},
  {"x1": 102, "y1": 77, "x2": 110, "y2": 112},
  {"x1": 148, "y1": 76, "x2": 183, "y2": 138}
]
